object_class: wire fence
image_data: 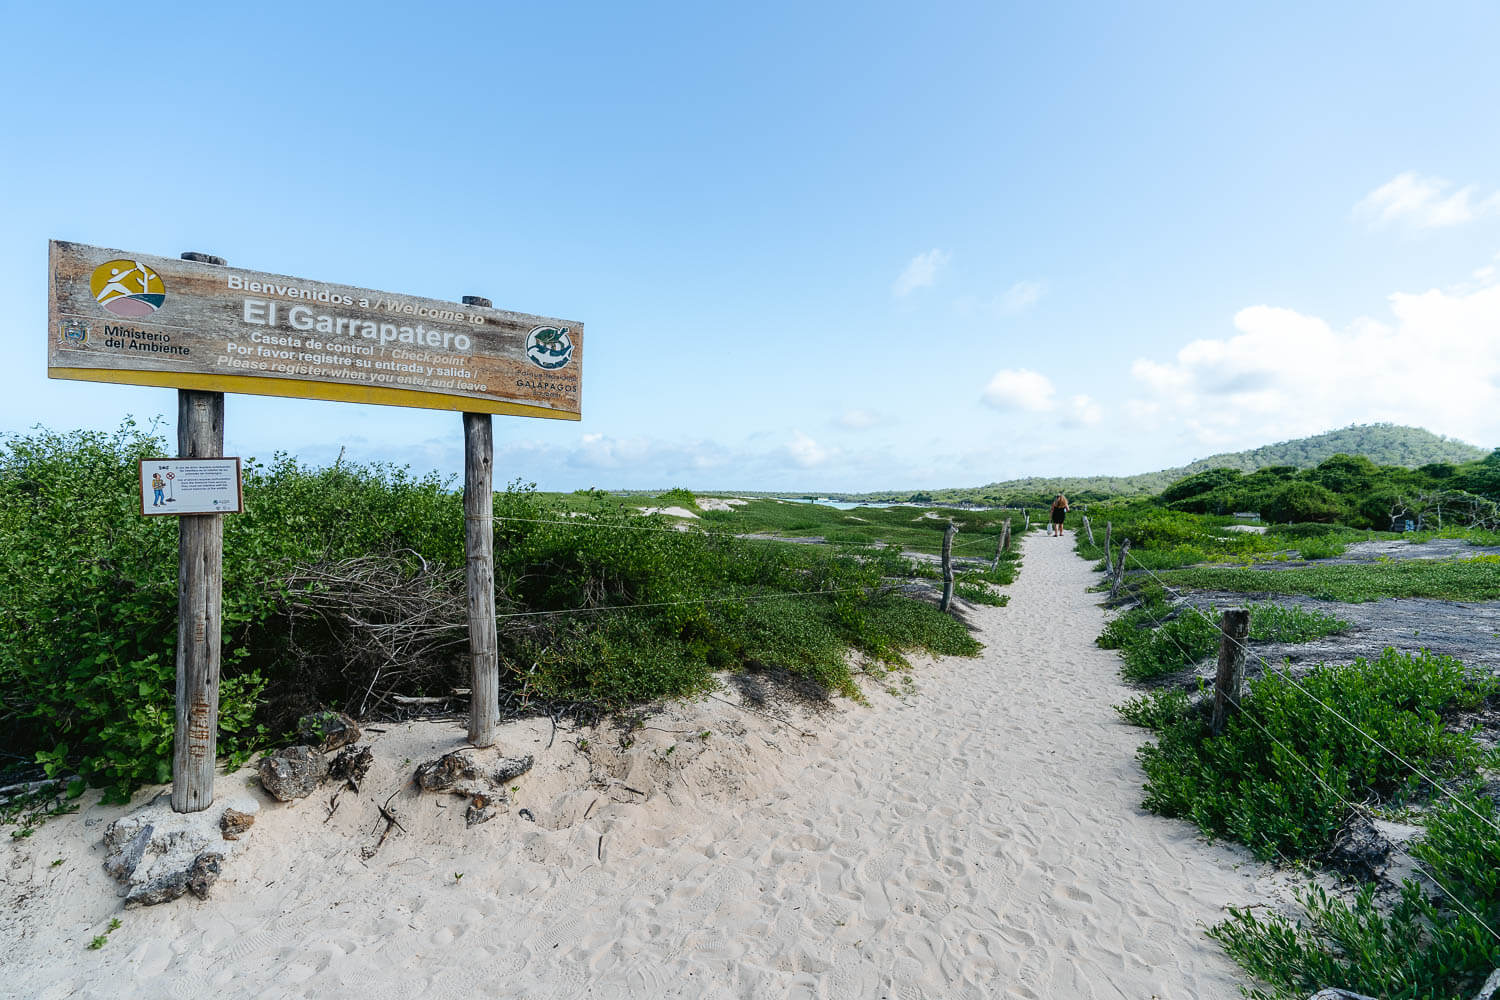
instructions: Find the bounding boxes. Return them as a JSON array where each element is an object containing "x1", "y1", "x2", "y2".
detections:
[
  {"x1": 1116, "y1": 579, "x2": 1500, "y2": 948},
  {"x1": 1120, "y1": 544, "x2": 1500, "y2": 843},
  {"x1": 492, "y1": 511, "x2": 1022, "y2": 556},
  {"x1": 452, "y1": 505, "x2": 1034, "y2": 626}
]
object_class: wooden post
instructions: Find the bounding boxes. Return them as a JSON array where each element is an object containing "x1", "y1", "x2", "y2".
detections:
[
  {"x1": 1024, "y1": 510, "x2": 1030, "y2": 532},
  {"x1": 1082, "y1": 515, "x2": 1094, "y2": 546},
  {"x1": 461, "y1": 295, "x2": 500, "y2": 747},
  {"x1": 939, "y1": 520, "x2": 956, "y2": 612},
  {"x1": 1211, "y1": 608, "x2": 1251, "y2": 735},
  {"x1": 1103, "y1": 521, "x2": 1113, "y2": 575},
  {"x1": 991, "y1": 518, "x2": 1011, "y2": 570},
  {"x1": 1109, "y1": 538, "x2": 1130, "y2": 599},
  {"x1": 172, "y1": 251, "x2": 228, "y2": 814}
]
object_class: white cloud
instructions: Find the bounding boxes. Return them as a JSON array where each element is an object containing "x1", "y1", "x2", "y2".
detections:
[
  {"x1": 1124, "y1": 279, "x2": 1500, "y2": 448},
  {"x1": 786, "y1": 430, "x2": 836, "y2": 468},
  {"x1": 999, "y1": 280, "x2": 1045, "y2": 314},
  {"x1": 980, "y1": 368, "x2": 1057, "y2": 412},
  {"x1": 892, "y1": 249, "x2": 950, "y2": 296},
  {"x1": 560, "y1": 433, "x2": 729, "y2": 472},
  {"x1": 1067, "y1": 394, "x2": 1103, "y2": 426},
  {"x1": 836, "y1": 408, "x2": 880, "y2": 430},
  {"x1": 1354, "y1": 172, "x2": 1500, "y2": 229},
  {"x1": 954, "y1": 279, "x2": 1047, "y2": 319}
]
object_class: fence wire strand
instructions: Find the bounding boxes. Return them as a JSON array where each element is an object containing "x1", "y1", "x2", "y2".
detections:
[
  {"x1": 1118, "y1": 544, "x2": 1500, "y2": 843},
  {"x1": 1115, "y1": 588, "x2": 1500, "y2": 947},
  {"x1": 494, "y1": 585, "x2": 873, "y2": 621}
]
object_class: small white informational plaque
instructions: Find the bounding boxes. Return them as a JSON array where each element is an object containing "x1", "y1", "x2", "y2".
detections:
[{"x1": 139, "y1": 458, "x2": 244, "y2": 516}]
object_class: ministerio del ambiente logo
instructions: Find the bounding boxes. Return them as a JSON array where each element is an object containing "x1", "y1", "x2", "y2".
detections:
[{"x1": 90, "y1": 259, "x2": 166, "y2": 318}]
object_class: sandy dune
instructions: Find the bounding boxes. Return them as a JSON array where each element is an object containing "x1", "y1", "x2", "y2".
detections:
[{"x1": 2, "y1": 533, "x2": 1284, "y2": 999}]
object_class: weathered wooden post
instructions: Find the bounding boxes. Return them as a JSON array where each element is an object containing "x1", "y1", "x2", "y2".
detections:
[
  {"x1": 172, "y1": 251, "x2": 226, "y2": 813},
  {"x1": 1109, "y1": 538, "x2": 1130, "y2": 599},
  {"x1": 1211, "y1": 608, "x2": 1251, "y2": 735},
  {"x1": 1103, "y1": 521, "x2": 1114, "y2": 575},
  {"x1": 991, "y1": 518, "x2": 1011, "y2": 570},
  {"x1": 1024, "y1": 510, "x2": 1030, "y2": 532},
  {"x1": 1082, "y1": 515, "x2": 1094, "y2": 546},
  {"x1": 461, "y1": 295, "x2": 500, "y2": 748},
  {"x1": 939, "y1": 520, "x2": 957, "y2": 612}
]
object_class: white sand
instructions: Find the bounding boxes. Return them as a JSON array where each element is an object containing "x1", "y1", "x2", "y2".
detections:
[
  {"x1": 1, "y1": 534, "x2": 1283, "y2": 999},
  {"x1": 637, "y1": 505, "x2": 699, "y2": 519},
  {"x1": 695, "y1": 498, "x2": 748, "y2": 512}
]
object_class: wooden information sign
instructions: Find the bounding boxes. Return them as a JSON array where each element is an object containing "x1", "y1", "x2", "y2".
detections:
[
  {"x1": 48, "y1": 242, "x2": 573, "y2": 812},
  {"x1": 140, "y1": 458, "x2": 244, "y2": 516},
  {"x1": 47, "y1": 241, "x2": 583, "y2": 420}
]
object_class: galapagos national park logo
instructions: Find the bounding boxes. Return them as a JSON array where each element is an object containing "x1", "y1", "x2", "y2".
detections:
[
  {"x1": 525, "y1": 326, "x2": 574, "y2": 370},
  {"x1": 90, "y1": 259, "x2": 166, "y2": 318}
]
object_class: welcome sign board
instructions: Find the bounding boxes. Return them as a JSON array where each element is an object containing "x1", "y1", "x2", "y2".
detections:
[{"x1": 47, "y1": 241, "x2": 583, "y2": 419}]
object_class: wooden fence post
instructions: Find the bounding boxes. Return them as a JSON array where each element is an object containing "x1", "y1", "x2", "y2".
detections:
[
  {"x1": 172, "y1": 252, "x2": 227, "y2": 814},
  {"x1": 939, "y1": 520, "x2": 956, "y2": 612},
  {"x1": 1109, "y1": 538, "x2": 1130, "y2": 599},
  {"x1": 1103, "y1": 521, "x2": 1113, "y2": 575},
  {"x1": 1082, "y1": 515, "x2": 1094, "y2": 546},
  {"x1": 461, "y1": 295, "x2": 499, "y2": 748},
  {"x1": 1023, "y1": 510, "x2": 1030, "y2": 532},
  {"x1": 992, "y1": 518, "x2": 1011, "y2": 569},
  {"x1": 1211, "y1": 608, "x2": 1251, "y2": 735}
]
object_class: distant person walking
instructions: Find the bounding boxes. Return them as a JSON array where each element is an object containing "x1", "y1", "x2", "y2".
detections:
[{"x1": 1049, "y1": 494, "x2": 1069, "y2": 536}]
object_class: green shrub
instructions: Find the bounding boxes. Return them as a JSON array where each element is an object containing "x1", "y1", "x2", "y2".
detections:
[
  {"x1": 1137, "y1": 649, "x2": 1493, "y2": 860},
  {"x1": 654, "y1": 487, "x2": 697, "y2": 507},
  {"x1": 1103, "y1": 601, "x2": 1348, "y2": 682},
  {"x1": 1158, "y1": 560, "x2": 1500, "y2": 602},
  {"x1": 1, "y1": 425, "x2": 989, "y2": 800},
  {"x1": 1262, "y1": 481, "x2": 1347, "y2": 524},
  {"x1": 1211, "y1": 792, "x2": 1500, "y2": 1000},
  {"x1": 1294, "y1": 537, "x2": 1346, "y2": 560},
  {"x1": 1116, "y1": 688, "x2": 1191, "y2": 729},
  {"x1": 0, "y1": 423, "x2": 271, "y2": 799},
  {"x1": 955, "y1": 576, "x2": 1009, "y2": 606}
]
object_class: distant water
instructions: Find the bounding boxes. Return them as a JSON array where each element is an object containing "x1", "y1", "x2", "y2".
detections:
[{"x1": 776, "y1": 498, "x2": 895, "y2": 510}]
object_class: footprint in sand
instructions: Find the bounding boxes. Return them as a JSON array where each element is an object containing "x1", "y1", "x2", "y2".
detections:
[{"x1": 856, "y1": 848, "x2": 902, "y2": 883}]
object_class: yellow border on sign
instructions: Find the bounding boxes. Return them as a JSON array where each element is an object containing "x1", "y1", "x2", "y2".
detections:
[{"x1": 48, "y1": 367, "x2": 581, "y2": 420}]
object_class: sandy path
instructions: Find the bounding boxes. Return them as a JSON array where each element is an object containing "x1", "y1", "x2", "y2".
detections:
[{"x1": 5, "y1": 533, "x2": 1279, "y2": 999}]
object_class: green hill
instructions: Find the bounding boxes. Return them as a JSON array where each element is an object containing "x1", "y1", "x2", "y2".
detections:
[{"x1": 846, "y1": 424, "x2": 1490, "y2": 505}]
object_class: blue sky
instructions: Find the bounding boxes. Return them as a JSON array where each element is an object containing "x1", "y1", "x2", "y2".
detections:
[{"x1": 4, "y1": 2, "x2": 1499, "y2": 491}]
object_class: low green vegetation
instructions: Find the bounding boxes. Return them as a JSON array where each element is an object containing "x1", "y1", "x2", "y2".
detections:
[
  {"x1": 1083, "y1": 442, "x2": 1500, "y2": 999},
  {"x1": 672, "y1": 497, "x2": 1025, "y2": 558},
  {"x1": 1131, "y1": 648, "x2": 1493, "y2": 858},
  {"x1": 1156, "y1": 559, "x2": 1500, "y2": 603},
  {"x1": 87, "y1": 917, "x2": 123, "y2": 951},
  {"x1": 0, "y1": 424, "x2": 987, "y2": 801},
  {"x1": 1099, "y1": 599, "x2": 1348, "y2": 682},
  {"x1": 1210, "y1": 792, "x2": 1500, "y2": 1000},
  {"x1": 1119, "y1": 648, "x2": 1500, "y2": 999}
]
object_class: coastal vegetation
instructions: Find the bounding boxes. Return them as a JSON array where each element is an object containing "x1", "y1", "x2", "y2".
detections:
[
  {"x1": 0, "y1": 423, "x2": 1007, "y2": 801},
  {"x1": 1089, "y1": 445, "x2": 1500, "y2": 999},
  {"x1": 1098, "y1": 597, "x2": 1348, "y2": 681},
  {"x1": 1157, "y1": 558, "x2": 1500, "y2": 603},
  {"x1": 1121, "y1": 648, "x2": 1499, "y2": 1000}
]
